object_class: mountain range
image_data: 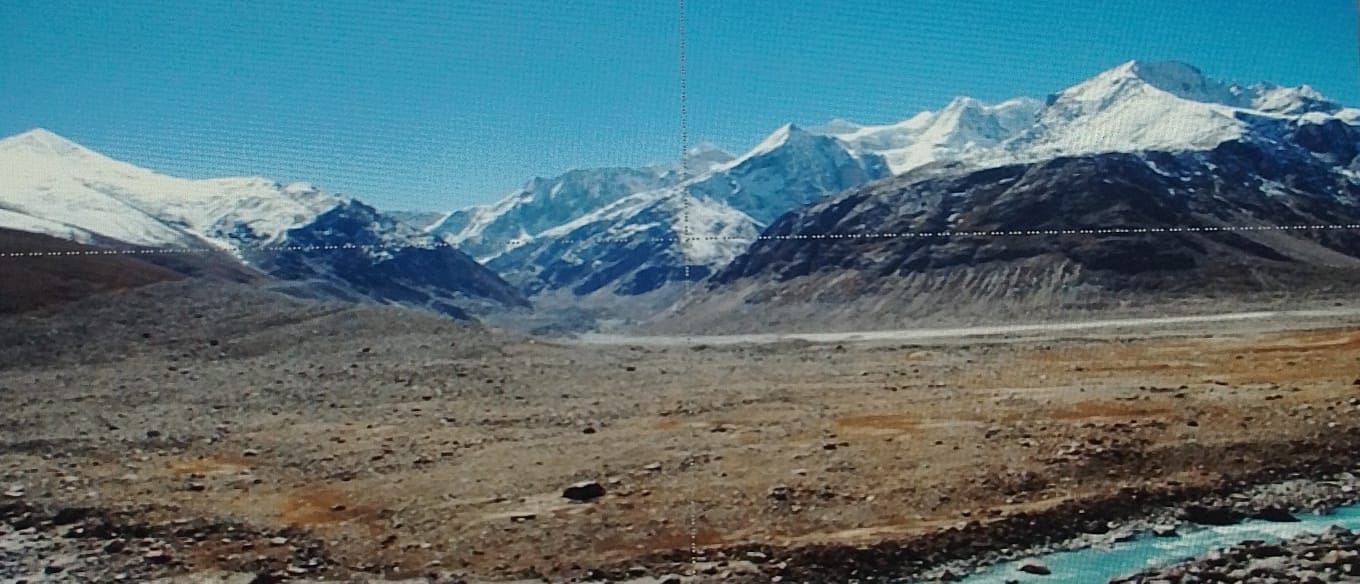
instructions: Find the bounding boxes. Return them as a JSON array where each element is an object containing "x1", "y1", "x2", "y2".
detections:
[
  {"x1": 0, "y1": 128, "x2": 527, "y2": 320},
  {"x1": 666, "y1": 62, "x2": 1360, "y2": 331},
  {"x1": 3, "y1": 59, "x2": 1358, "y2": 331}
]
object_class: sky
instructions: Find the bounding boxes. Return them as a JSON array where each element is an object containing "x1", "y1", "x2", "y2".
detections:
[{"x1": 2, "y1": 0, "x2": 1357, "y2": 212}]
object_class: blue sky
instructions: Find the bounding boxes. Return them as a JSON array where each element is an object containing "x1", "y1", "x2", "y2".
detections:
[{"x1": 2, "y1": 1, "x2": 1357, "y2": 211}]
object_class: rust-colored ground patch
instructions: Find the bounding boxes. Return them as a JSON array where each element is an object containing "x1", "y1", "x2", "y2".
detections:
[
  {"x1": 276, "y1": 485, "x2": 379, "y2": 527},
  {"x1": 167, "y1": 454, "x2": 253, "y2": 476},
  {"x1": 1245, "y1": 330, "x2": 1360, "y2": 354},
  {"x1": 1050, "y1": 400, "x2": 1172, "y2": 420},
  {"x1": 1020, "y1": 327, "x2": 1360, "y2": 387},
  {"x1": 835, "y1": 413, "x2": 920, "y2": 433}
]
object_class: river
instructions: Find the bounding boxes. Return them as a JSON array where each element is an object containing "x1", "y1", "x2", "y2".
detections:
[{"x1": 953, "y1": 505, "x2": 1360, "y2": 583}]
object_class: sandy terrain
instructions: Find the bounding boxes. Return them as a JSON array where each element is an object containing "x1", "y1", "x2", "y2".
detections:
[{"x1": 3, "y1": 281, "x2": 1360, "y2": 582}]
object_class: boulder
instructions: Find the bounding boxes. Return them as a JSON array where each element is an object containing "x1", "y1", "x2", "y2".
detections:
[{"x1": 562, "y1": 481, "x2": 606, "y2": 502}]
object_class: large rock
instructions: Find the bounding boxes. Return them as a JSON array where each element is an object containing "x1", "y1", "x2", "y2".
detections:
[
  {"x1": 1179, "y1": 504, "x2": 1246, "y2": 526},
  {"x1": 562, "y1": 481, "x2": 606, "y2": 502}
]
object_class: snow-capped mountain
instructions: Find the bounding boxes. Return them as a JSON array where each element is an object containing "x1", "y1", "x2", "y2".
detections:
[
  {"x1": 816, "y1": 60, "x2": 1360, "y2": 177},
  {"x1": 0, "y1": 128, "x2": 527, "y2": 319},
  {"x1": 429, "y1": 165, "x2": 682, "y2": 262},
  {"x1": 484, "y1": 187, "x2": 756, "y2": 297},
  {"x1": 657, "y1": 65, "x2": 1360, "y2": 334},
  {"x1": 816, "y1": 97, "x2": 1043, "y2": 174},
  {"x1": 0, "y1": 128, "x2": 339, "y2": 250},
  {"x1": 428, "y1": 143, "x2": 741, "y2": 265},
  {"x1": 454, "y1": 124, "x2": 887, "y2": 300},
  {"x1": 686, "y1": 123, "x2": 891, "y2": 224}
]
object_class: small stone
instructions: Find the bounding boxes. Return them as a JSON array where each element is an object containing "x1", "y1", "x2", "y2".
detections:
[
  {"x1": 1151, "y1": 525, "x2": 1179, "y2": 538},
  {"x1": 768, "y1": 485, "x2": 792, "y2": 501},
  {"x1": 1017, "y1": 560, "x2": 1051, "y2": 575},
  {"x1": 242, "y1": 448, "x2": 260, "y2": 457},
  {"x1": 269, "y1": 536, "x2": 289, "y2": 546},
  {"x1": 643, "y1": 462, "x2": 663, "y2": 472}
]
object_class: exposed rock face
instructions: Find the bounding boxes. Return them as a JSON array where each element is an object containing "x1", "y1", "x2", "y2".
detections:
[
  {"x1": 670, "y1": 123, "x2": 1360, "y2": 332},
  {"x1": 251, "y1": 200, "x2": 530, "y2": 320}
]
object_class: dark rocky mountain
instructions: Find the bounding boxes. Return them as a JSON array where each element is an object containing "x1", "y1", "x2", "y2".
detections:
[
  {"x1": 384, "y1": 210, "x2": 447, "y2": 231},
  {"x1": 250, "y1": 200, "x2": 530, "y2": 320},
  {"x1": 666, "y1": 119, "x2": 1360, "y2": 332},
  {"x1": 0, "y1": 228, "x2": 262, "y2": 314}
]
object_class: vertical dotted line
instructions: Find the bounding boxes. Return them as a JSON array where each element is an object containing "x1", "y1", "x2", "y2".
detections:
[
  {"x1": 678, "y1": 0, "x2": 692, "y2": 282},
  {"x1": 676, "y1": 0, "x2": 699, "y2": 577}
]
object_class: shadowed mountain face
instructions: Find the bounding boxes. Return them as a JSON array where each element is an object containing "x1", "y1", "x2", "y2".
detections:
[
  {"x1": 249, "y1": 200, "x2": 530, "y2": 320},
  {"x1": 0, "y1": 228, "x2": 263, "y2": 314},
  {"x1": 679, "y1": 121, "x2": 1360, "y2": 331}
]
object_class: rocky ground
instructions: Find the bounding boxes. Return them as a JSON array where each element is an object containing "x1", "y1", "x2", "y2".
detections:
[
  {"x1": 1109, "y1": 525, "x2": 1360, "y2": 583},
  {"x1": 2, "y1": 281, "x2": 1360, "y2": 583}
]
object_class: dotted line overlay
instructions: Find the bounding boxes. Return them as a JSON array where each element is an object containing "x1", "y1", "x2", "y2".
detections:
[{"x1": 4, "y1": 223, "x2": 1359, "y2": 259}]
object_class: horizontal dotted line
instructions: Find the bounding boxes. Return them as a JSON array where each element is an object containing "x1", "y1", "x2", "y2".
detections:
[{"x1": 2, "y1": 223, "x2": 1359, "y2": 258}]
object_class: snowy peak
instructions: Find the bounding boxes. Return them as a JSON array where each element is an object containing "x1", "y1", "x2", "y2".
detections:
[
  {"x1": 815, "y1": 97, "x2": 1041, "y2": 173},
  {"x1": 745, "y1": 123, "x2": 813, "y2": 158},
  {"x1": 715, "y1": 122, "x2": 860, "y2": 175},
  {"x1": 1010, "y1": 59, "x2": 1359, "y2": 161},
  {"x1": 0, "y1": 128, "x2": 84, "y2": 154},
  {"x1": 0, "y1": 129, "x2": 347, "y2": 249},
  {"x1": 1055, "y1": 60, "x2": 1343, "y2": 116},
  {"x1": 808, "y1": 118, "x2": 863, "y2": 134},
  {"x1": 0, "y1": 127, "x2": 152, "y2": 179},
  {"x1": 1116, "y1": 60, "x2": 1237, "y2": 104},
  {"x1": 682, "y1": 143, "x2": 737, "y2": 173},
  {"x1": 1053, "y1": 60, "x2": 1239, "y2": 111},
  {"x1": 429, "y1": 164, "x2": 679, "y2": 261},
  {"x1": 1246, "y1": 83, "x2": 1342, "y2": 115}
]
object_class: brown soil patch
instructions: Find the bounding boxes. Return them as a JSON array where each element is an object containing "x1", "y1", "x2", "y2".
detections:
[
  {"x1": 592, "y1": 526, "x2": 728, "y2": 560},
  {"x1": 1050, "y1": 400, "x2": 1172, "y2": 420},
  {"x1": 1021, "y1": 327, "x2": 1360, "y2": 387},
  {"x1": 276, "y1": 485, "x2": 379, "y2": 527},
  {"x1": 167, "y1": 455, "x2": 253, "y2": 476},
  {"x1": 653, "y1": 417, "x2": 683, "y2": 430},
  {"x1": 1246, "y1": 329, "x2": 1360, "y2": 354},
  {"x1": 835, "y1": 413, "x2": 920, "y2": 433}
]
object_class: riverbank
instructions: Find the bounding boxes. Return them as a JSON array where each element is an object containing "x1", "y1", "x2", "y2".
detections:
[
  {"x1": 1108, "y1": 521, "x2": 1360, "y2": 583},
  {"x1": 583, "y1": 430, "x2": 1360, "y2": 583}
]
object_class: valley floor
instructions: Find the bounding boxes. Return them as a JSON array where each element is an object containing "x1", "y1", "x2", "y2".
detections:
[{"x1": 2, "y1": 282, "x2": 1360, "y2": 583}]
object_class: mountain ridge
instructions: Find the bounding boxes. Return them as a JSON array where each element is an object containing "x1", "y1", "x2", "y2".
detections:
[{"x1": 0, "y1": 129, "x2": 528, "y2": 319}]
